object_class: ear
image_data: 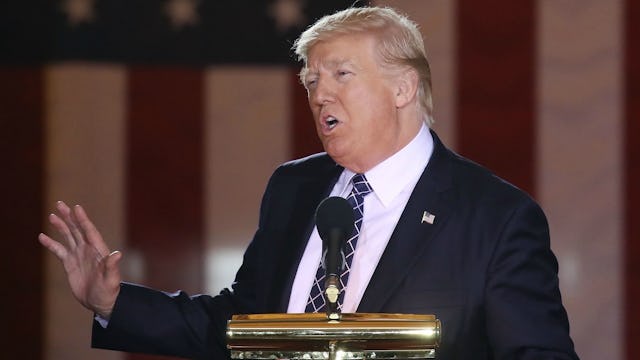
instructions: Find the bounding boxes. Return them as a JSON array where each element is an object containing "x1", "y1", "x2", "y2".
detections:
[{"x1": 394, "y1": 69, "x2": 419, "y2": 109}]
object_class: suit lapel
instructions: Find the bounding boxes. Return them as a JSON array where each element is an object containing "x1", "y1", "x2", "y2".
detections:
[{"x1": 357, "y1": 131, "x2": 456, "y2": 312}]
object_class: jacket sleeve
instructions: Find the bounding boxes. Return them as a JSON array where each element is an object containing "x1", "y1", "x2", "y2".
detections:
[
  {"x1": 484, "y1": 199, "x2": 579, "y2": 360},
  {"x1": 92, "y1": 167, "x2": 287, "y2": 359},
  {"x1": 92, "y1": 283, "x2": 233, "y2": 359}
]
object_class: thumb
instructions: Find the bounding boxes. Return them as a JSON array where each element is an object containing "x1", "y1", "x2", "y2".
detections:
[{"x1": 103, "y1": 250, "x2": 123, "y2": 276}]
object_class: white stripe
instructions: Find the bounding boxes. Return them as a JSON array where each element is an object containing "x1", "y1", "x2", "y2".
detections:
[
  {"x1": 204, "y1": 67, "x2": 291, "y2": 294},
  {"x1": 537, "y1": 1, "x2": 624, "y2": 359},
  {"x1": 45, "y1": 63, "x2": 126, "y2": 360}
]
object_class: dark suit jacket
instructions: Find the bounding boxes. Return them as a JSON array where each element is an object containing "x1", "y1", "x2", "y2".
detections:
[{"x1": 93, "y1": 131, "x2": 579, "y2": 360}]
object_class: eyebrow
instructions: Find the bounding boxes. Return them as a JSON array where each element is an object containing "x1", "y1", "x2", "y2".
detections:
[
  {"x1": 327, "y1": 59, "x2": 356, "y2": 69},
  {"x1": 306, "y1": 59, "x2": 357, "y2": 74}
]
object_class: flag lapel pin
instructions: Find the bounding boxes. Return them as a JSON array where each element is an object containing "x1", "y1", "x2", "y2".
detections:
[{"x1": 421, "y1": 211, "x2": 435, "y2": 224}]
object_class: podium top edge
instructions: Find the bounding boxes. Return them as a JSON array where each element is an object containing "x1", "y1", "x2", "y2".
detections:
[{"x1": 230, "y1": 313, "x2": 437, "y2": 322}]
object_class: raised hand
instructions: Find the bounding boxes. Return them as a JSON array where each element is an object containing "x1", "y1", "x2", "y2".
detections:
[{"x1": 39, "y1": 201, "x2": 122, "y2": 319}]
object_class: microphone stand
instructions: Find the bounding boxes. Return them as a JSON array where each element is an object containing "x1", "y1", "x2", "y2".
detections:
[
  {"x1": 315, "y1": 197, "x2": 353, "y2": 323},
  {"x1": 324, "y1": 274, "x2": 341, "y2": 320},
  {"x1": 324, "y1": 228, "x2": 344, "y2": 321}
]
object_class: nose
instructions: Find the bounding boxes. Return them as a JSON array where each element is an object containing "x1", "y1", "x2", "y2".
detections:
[{"x1": 310, "y1": 78, "x2": 335, "y2": 106}]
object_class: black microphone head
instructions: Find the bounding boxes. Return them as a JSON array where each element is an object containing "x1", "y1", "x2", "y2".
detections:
[
  {"x1": 315, "y1": 196, "x2": 355, "y2": 243},
  {"x1": 316, "y1": 197, "x2": 354, "y2": 277}
]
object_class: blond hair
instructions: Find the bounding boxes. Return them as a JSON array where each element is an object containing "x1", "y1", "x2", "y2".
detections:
[{"x1": 293, "y1": 6, "x2": 433, "y2": 126}]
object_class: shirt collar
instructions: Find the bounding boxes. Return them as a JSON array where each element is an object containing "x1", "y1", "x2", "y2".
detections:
[{"x1": 336, "y1": 124, "x2": 434, "y2": 206}]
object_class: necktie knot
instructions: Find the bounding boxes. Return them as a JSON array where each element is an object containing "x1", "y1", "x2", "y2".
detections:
[{"x1": 351, "y1": 173, "x2": 372, "y2": 197}]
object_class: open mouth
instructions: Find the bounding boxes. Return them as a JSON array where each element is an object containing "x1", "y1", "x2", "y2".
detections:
[{"x1": 325, "y1": 115, "x2": 339, "y2": 130}]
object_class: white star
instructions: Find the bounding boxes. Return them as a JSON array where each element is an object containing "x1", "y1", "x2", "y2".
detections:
[
  {"x1": 269, "y1": 0, "x2": 306, "y2": 33},
  {"x1": 60, "y1": 0, "x2": 96, "y2": 27},
  {"x1": 164, "y1": 0, "x2": 200, "y2": 30}
]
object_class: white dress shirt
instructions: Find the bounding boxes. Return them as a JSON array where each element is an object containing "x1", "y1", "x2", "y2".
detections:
[{"x1": 287, "y1": 124, "x2": 434, "y2": 313}]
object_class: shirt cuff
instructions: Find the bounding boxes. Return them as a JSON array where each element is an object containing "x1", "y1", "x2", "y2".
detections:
[{"x1": 94, "y1": 314, "x2": 109, "y2": 329}]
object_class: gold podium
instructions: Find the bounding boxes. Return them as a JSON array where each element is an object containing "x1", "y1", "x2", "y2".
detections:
[{"x1": 226, "y1": 312, "x2": 441, "y2": 359}]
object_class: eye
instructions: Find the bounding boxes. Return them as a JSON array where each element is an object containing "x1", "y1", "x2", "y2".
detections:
[
  {"x1": 336, "y1": 69, "x2": 353, "y2": 81},
  {"x1": 305, "y1": 77, "x2": 318, "y2": 89},
  {"x1": 302, "y1": 68, "x2": 319, "y2": 89},
  {"x1": 304, "y1": 73, "x2": 318, "y2": 89}
]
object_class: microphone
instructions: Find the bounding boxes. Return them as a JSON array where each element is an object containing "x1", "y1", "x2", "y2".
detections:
[{"x1": 315, "y1": 196, "x2": 354, "y2": 314}]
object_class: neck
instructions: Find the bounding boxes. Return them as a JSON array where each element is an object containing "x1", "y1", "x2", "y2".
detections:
[{"x1": 347, "y1": 120, "x2": 424, "y2": 174}]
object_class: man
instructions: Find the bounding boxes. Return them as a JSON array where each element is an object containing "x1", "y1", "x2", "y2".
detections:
[{"x1": 39, "y1": 6, "x2": 579, "y2": 360}]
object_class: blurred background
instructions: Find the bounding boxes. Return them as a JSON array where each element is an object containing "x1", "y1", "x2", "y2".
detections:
[{"x1": 1, "y1": 0, "x2": 638, "y2": 359}]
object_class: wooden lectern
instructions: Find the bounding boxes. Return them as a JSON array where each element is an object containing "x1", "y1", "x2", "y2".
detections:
[{"x1": 226, "y1": 312, "x2": 441, "y2": 359}]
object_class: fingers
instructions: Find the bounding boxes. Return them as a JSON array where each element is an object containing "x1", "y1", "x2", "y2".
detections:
[
  {"x1": 38, "y1": 232, "x2": 68, "y2": 260},
  {"x1": 73, "y1": 204, "x2": 110, "y2": 257},
  {"x1": 43, "y1": 200, "x2": 117, "y2": 265},
  {"x1": 50, "y1": 202, "x2": 107, "y2": 255},
  {"x1": 47, "y1": 211, "x2": 78, "y2": 249},
  {"x1": 57, "y1": 201, "x2": 84, "y2": 248}
]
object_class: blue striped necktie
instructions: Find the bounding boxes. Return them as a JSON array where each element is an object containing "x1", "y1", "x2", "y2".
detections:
[{"x1": 305, "y1": 173, "x2": 373, "y2": 312}]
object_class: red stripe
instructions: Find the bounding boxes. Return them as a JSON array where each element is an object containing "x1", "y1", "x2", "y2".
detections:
[
  {"x1": 126, "y1": 67, "x2": 204, "y2": 360},
  {"x1": 0, "y1": 67, "x2": 44, "y2": 358},
  {"x1": 290, "y1": 70, "x2": 323, "y2": 158},
  {"x1": 625, "y1": 0, "x2": 640, "y2": 358},
  {"x1": 456, "y1": 0, "x2": 537, "y2": 196}
]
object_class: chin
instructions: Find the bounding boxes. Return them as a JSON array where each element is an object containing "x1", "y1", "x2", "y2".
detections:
[
  {"x1": 323, "y1": 139, "x2": 353, "y2": 164},
  {"x1": 323, "y1": 141, "x2": 342, "y2": 156}
]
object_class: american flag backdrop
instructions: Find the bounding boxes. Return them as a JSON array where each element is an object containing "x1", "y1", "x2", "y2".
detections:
[{"x1": 2, "y1": 1, "x2": 638, "y2": 360}]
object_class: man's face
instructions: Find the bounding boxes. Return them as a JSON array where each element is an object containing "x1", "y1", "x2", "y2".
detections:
[{"x1": 304, "y1": 33, "x2": 405, "y2": 173}]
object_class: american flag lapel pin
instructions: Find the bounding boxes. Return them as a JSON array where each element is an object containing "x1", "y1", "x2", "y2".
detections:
[{"x1": 421, "y1": 210, "x2": 435, "y2": 224}]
